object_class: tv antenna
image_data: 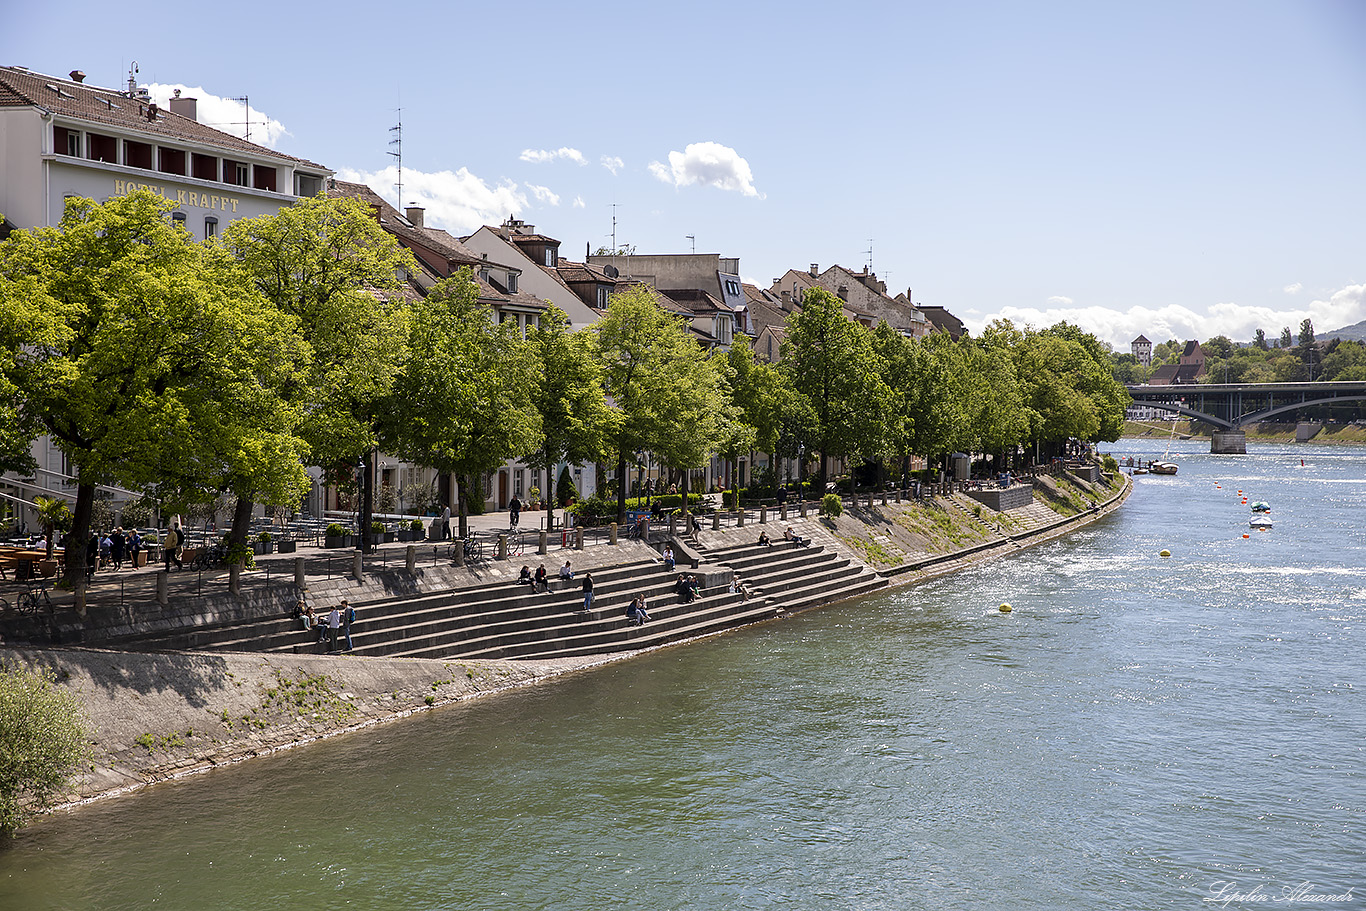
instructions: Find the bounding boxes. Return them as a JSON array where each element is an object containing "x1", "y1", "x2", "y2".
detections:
[
  {"x1": 686, "y1": 234, "x2": 695, "y2": 253},
  {"x1": 864, "y1": 238, "x2": 875, "y2": 272},
  {"x1": 389, "y1": 108, "x2": 403, "y2": 206}
]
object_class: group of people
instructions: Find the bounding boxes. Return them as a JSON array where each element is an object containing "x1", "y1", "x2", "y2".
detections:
[
  {"x1": 296, "y1": 598, "x2": 355, "y2": 651},
  {"x1": 515, "y1": 560, "x2": 575, "y2": 594},
  {"x1": 674, "y1": 573, "x2": 702, "y2": 603},
  {"x1": 83, "y1": 527, "x2": 148, "y2": 578}
]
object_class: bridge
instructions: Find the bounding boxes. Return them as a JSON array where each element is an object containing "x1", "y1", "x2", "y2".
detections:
[{"x1": 1125, "y1": 381, "x2": 1366, "y2": 452}]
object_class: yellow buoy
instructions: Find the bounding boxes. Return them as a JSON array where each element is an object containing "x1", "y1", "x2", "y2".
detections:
[
  {"x1": 1160, "y1": 549, "x2": 1171, "y2": 557},
  {"x1": 998, "y1": 603, "x2": 1012, "y2": 612}
]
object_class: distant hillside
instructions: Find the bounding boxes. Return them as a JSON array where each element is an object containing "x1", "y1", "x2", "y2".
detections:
[{"x1": 1322, "y1": 320, "x2": 1366, "y2": 342}]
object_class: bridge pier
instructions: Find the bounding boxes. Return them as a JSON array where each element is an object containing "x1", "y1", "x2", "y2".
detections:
[{"x1": 1211, "y1": 430, "x2": 1246, "y2": 454}]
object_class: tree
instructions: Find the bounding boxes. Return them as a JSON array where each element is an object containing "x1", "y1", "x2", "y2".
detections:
[
  {"x1": 381, "y1": 271, "x2": 541, "y2": 540},
  {"x1": 32, "y1": 496, "x2": 71, "y2": 561},
  {"x1": 596, "y1": 285, "x2": 730, "y2": 524},
  {"x1": 523, "y1": 306, "x2": 615, "y2": 531},
  {"x1": 721, "y1": 337, "x2": 784, "y2": 499},
  {"x1": 780, "y1": 288, "x2": 891, "y2": 491},
  {"x1": 1253, "y1": 328, "x2": 1269, "y2": 350},
  {"x1": 872, "y1": 324, "x2": 962, "y2": 485},
  {"x1": 1297, "y1": 318, "x2": 1315, "y2": 348},
  {"x1": 223, "y1": 194, "x2": 416, "y2": 552},
  {"x1": 1278, "y1": 326, "x2": 1293, "y2": 348},
  {"x1": 0, "y1": 191, "x2": 307, "y2": 590},
  {"x1": 0, "y1": 662, "x2": 90, "y2": 837}
]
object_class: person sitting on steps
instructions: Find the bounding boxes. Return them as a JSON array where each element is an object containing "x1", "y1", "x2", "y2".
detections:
[
  {"x1": 784, "y1": 526, "x2": 810, "y2": 547},
  {"x1": 757, "y1": 531, "x2": 771, "y2": 547}
]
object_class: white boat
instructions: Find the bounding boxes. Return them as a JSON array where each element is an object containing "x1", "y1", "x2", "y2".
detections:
[
  {"x1": 1249, "y1": 516, "x2": 1273, "y2": 529},
  {"x1": 1149, "y1": 461, "x2": 1178, "y2": 475}
]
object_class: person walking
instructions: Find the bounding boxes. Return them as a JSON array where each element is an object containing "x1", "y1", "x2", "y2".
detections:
[
  {"x1": 129, "y1": 529, "x2": 143, "y2": 568},
  {"x1": 581, "y1": 571, "x2": 594, "y2": 614},
  {"x1": 162, "y1": 525, "x2": 178, "y2": 572},
  {"x1": 341, "y1": 599, "x2": 355, "y2": 651},
  {"x1": 326, "y1": 605, "x2": 342, "y2": 652},
  {"x1": 110, "y1": 527, "x2": 127, "y2": 571}
]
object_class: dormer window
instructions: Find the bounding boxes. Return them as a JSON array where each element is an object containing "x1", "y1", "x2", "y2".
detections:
[
  {"x1": 507, "y1": 272, "x2": 518, "y2": 293},
  {"x1": 544, "y1": 248, "x2": 555, "y2": 267}
]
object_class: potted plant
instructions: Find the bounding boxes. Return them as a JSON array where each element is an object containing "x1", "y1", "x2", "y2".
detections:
[
  {"x1": 325, "y1": 523, "x2": 349, "y2": 548},
  {"x1": 277, "y1": 536, "x2": 297, "y2": 554},
  {"x1": 256, "y1": 531, "x2": 274, "y2": 554},
  {"x1": 370, "y1": 519, "x2": 395, "y2": 544}
]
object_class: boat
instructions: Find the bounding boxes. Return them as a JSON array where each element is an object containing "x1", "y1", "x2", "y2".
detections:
[
  {"x1": 1149, "y1": 461, "x2": 1178, "y2": 475},
  {"x1": 1250, "y1": 501, "x2": 1271, "y2": 513},
  {"x1": 1249, "y1": 516, "x2": 1273, "y2": 529}
]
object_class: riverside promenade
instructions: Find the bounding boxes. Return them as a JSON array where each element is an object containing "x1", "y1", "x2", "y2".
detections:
[{"x1": 5, "y1": 467, "x2": 1131, "y2": 808}]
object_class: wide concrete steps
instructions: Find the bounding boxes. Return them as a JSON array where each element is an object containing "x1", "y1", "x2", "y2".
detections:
[{"x1": 703, "y1": 540, "x2": 888, "y2": 614}]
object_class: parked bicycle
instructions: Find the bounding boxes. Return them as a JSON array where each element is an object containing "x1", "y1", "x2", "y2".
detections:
[
  {"x1": 16, "y1": 582, "x2": 52, "y2": 614},
  {"x1": 463, "y1": 535, "x2": 484, "y2": 563}
]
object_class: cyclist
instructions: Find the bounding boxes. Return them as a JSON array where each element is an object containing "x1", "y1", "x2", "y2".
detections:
[{"x1": 509, "y1": 495, "x2": 521, "y2": 528}]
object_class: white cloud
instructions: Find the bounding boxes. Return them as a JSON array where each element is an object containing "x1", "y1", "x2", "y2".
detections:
[
  {"x1": 147, "y1": 84, "x2": 289, "y2": 147},
  {"x1": 1046, "y1": 295, "x2": 1074, "y2": 306},
  {"x1": 519, "y1": 147, "x2": 587, "y2": 166},
  {"x1": 336, "y1": 165, "x2": 526, "y2": 234},
  {"x1": 964, "y1": 283, "x2": 1366, "y2": 349},
  {"x1": 526, "y1": 183, "x2": 560, "y2": 206},
  {"x1": 572, "y1": 196, "x2": 586, "y2": 209},
  {"x1": 600, "y1": 155, "x2": 624, "y2": 175},
  {"x1": 648, "y1": 141, "x2": 762, "y2": 198},
  {"x1": 1283, "y1": 282, "x2": 1303, "y2": 295}
]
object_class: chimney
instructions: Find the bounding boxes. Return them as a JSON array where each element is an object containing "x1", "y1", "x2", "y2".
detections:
[
  {"x1": 69, "y1": 70, "x2": 86, "y2": 84},
  {"x1": 809, "y1": 263, "x2": 818, "y2": 276},
  {"x1": 863, "y1": 265, "x2": 869, "y2": 275},
  {"x1": 405, "y1": 205, "x2": 425, "y2": 228},
  {"x1": 168, "y1": 90, "x2": 198, "y2": 122},
  {"x1": 146, "y1": 103, "x2": 159, "y2": 122},
  {"x1": 780, "y1": 290, "x2": 791, "y2": 307}
]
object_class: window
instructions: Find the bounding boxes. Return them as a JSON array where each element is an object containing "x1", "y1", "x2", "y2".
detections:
[
  {"x1": 544, "y1": 248, "x2": 555, "y2": 267},
  {"x1": 204, "y1": 216, "x2": 218, "y2": 239},
  {"x1": 514, "y1": 471, "x2": 524, "y2": 498},
  {"x1": 158, "y1": 147, "x2": 186, "y2": 175},
  {"x1": 171, "y1": 211, "x2": 187, "y2": 228},
  {"x1": 597, "y1": 287, "x2": 608, "y2": 308},
  {"x1": 54, "y1": 125, "x2": 80, "y2": 157},
  {"x1": 87, "y1": 132, "x2": 117, "y2": 162},
  {"x1": 124, "y1": 140, "x2": 153, "y2": 170},
  {"x1": 223, "y1": 159, "x2": 248, "y2": 186},
  {"x1": 252, "y1": 165, "x2": 277, "y2": 192},
  {"x1": 294, "y1": 173, "x2": 323, "y2": 197},
  {"x1": 506, "y1": 271, "x2": 518, "y2": 293},
  {"x1": 192, "y1": 153, "x2": 218, "y2": 181}
]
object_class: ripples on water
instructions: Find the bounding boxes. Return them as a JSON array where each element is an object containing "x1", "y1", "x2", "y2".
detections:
[{"x1": 1, "y1": 442, "x2": 1362, "y2": 910}]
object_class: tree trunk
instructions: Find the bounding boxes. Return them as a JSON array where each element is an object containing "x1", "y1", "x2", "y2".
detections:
[
  {"x1": 680, "y1": 464, "x2": 690, "y2": 517},
  {"x1": 360, "y1": 449, "x2": 374, "y2": 552},
  {"x1": 228, "y1": 496, "x2": 254, "y2": 555},
  {"x1": 456, "y1": 473, "x2": 470, "y2": 540},
  {"x1": 64, "y1": 481, "x2": 95, "y2": 587},
  {"x1": 615, "y1": 450, "x2": 628, "y2": 526},
  {"x1": 543, "y1": 461, "x2": 555, "y2": 531}
]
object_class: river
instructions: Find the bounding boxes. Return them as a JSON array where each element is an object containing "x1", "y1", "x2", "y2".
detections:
[{"x1": 2, "y1": 440, "x2": 1362, "y2": 910}]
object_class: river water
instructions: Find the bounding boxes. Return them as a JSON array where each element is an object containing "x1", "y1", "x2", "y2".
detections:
[{"x1": 2, "y1": 440, "x2": 1363, "y2": 910}]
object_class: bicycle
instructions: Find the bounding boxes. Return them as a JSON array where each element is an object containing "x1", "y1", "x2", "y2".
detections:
[
  {"x1": 507, "y1": 535, "x2": 526, "y2": 557},
  {"x1": 462, "y1": 536, "x2": 484, "y2": 563},
  {"x1": 17, "y1": 582, "x2": 52, "y2": 614}
]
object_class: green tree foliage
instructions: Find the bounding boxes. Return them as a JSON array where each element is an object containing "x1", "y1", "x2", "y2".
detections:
[
  {"x1": 1254, "y1": 328, "x2": 1268, "y2": 350},
  {"x1": 596, "y1": 285, "x2": 732, "y2": 522},
  {"x1": 724, "y1": 336, "x2": 789, "y2": 493},
  {"x1": 32, "y1": 496, "x2": 71, "y2": 560},
  {"x1": 1297, "y1": 318, "x2": 1315, "y2": 348},
  {"x1": 223, "y1": 194, "x2": 416, "y2": 548},
  {"x1": 1278, "y1": 326, "x2": 1293, "y2": 348},
  {"x1": 0, "y1": 662, "x2": 90, "y2": 837},
  {"x1": 523, "y1": 306, "x2": 615, "y2": 529},
  {"x1": 872, "y1": 324, "x2": 962, "y2": 483},
  {"x1": 0, "y1": 191, "x2": 308, "y2": 588},
  {"x1": 382, "y1": 271, "x2": 541, "y2": 539},
  {"x1": 781, "y1": 288, "x2": 891, "y2": 489}
]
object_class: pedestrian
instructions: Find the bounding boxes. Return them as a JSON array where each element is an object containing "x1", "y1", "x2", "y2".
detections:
[
  {"x1": 326, "y1": 605, "x2": 342, "y2": 652},
  {"x1": 110, "y1": 527, "x2": 127, "y2": 570},
  {"x1": 441, "y1": 506, "x2": 451, "y2": 541},
  {"x1": 509, "y1": 494, "x2": 521, "y2": 528},
  {"x1": 86, "y1": 533, "x2": 100, "y2": 580},
  {"x1": 99, "y1": 532, "x2": 113, "y2": 569},
  {"x1": 341, "y1": 599, "x2": 355, "y2": 651},
  {"x1": 162, "y1": 525, "x2": 178, "y2": 571},
  {"x1": 129, "y1": 529, "x2": 143, "y2": 568},
  {"x1": 581, "y1": 571, "x2": 594, "y2": 613}
]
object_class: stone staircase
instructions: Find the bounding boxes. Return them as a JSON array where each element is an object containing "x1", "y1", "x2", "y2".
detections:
[
  {"x1": 700, "y1": 540, "x2": 887, "y2": 613},
  {"x1": 116, "y1": 557, "x2": 780, "y2": 661}
]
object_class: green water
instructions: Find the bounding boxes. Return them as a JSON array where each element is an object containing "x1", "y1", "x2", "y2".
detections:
[{"x1": 2, "y1": 441, "x2": 1363, "y2": 910}]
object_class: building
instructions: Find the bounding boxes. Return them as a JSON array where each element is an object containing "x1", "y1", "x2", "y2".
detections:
[
  {"x1": 585, "y1": 251, "x2": 745, "y2": 350},
  {"x1": 915, "y1": 303, "x2": 967, "y2": 339},
  {"x1": 1131, "y1": 335, "x2": 1152, "y2": 366},
  {"x1": 770, "y1": 264, "x2": 928, "y2": 337},
  {"x1": 1148, "y1": 340, "x2": 1207, "y2": 384},
  {"x1": 462, "y1": 219, "x2": 601, "y2": 327},
  {"x1": 0, "y1": 64, "x2": 334, "y2": 530}
]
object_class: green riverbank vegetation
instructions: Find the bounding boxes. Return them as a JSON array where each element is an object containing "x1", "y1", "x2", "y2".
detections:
[{"x1": 0, "y1": 662, "x2": 90, "y2": 837}]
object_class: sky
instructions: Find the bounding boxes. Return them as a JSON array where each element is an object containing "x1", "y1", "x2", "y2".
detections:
[{"x1": 5, "y1": 0, "x2": 1365, "y2": 350}]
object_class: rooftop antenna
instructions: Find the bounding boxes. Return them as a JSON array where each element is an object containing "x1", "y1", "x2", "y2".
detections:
[
  {"x1": 126, "y1": 61, "x2": 139, "y2": 96},
  {"x1": 865, "y1": 238, "x2": 875, "y2": 272},
  {"x1": 228, "y1": 96, "x2": 254, "y2": 141},
  {"x1": 389, "y1": 107, "x2": 403, "y2": 207},
  {"x1": 686, "y1": 234, "x2": 695, "y2": 254}
]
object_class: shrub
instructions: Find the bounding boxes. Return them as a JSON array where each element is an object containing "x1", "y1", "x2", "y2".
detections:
[
  {"x1": 225, "y1": 541, "x2": 255, "y2": 567},
  {"x1": 256, "y1": 531, "x2": 272, "y2": 543},
  {"x1": 0, "y1": 662, "x2": 91, "y2": 836},
  {"x1": 370, "y1": 520, "x2": 385, "y2": 535},
  {"x1": 325, "y1": 523, "x2": 347, "y2": 538},
  {"x1": 820, "y1": 493, "x2": 843, "y2": 518},
  {"x1": 1102, "y1": 454, "x2": 1119, "y2": 473},
  {"x1": 409, "y1": 518, "x2": 425, "y2": 532}
]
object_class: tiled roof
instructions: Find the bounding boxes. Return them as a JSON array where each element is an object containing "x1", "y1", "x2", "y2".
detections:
[
  {"x1": 328, "y1": 181, "x2": 483, "y2": 270},
  {"x1": 0, "y1": 66, "x2": 328, "y2": 170},
  {"x1": 555, "y1": 259, "x2": 617, "y2": 284},
  {"x1": 661, "y1": 287, "x2": 732, "y2": 314}
]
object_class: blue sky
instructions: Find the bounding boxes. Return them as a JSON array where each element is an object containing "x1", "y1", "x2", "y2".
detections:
[{"x1": 6, "y1": 0, "x2": 1364, "y2": 349}]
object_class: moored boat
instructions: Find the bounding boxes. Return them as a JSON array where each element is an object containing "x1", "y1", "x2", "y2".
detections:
[{"x1": 1149, "y1": 461, "x2": 1178, "y2": 475}]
